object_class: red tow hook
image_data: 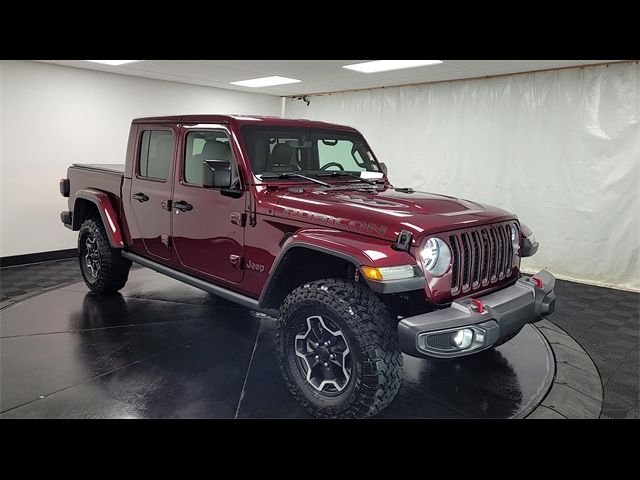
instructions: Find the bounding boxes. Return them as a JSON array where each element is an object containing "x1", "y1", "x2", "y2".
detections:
[
  {"x1": 471, "y1": 298, "x2": 485, "y2": 313},
  {"x1": 532, "y1": 276, "x2": 544, "y2": 289}
]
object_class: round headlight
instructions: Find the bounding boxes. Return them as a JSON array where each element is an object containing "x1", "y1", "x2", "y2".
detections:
[{"x1": 420, "y1": 237, "x2": 451, "y2": 277}]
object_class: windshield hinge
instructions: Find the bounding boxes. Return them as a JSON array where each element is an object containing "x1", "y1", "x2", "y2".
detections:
[
  {"x1": 247, "y1": 189, "x2": 257, "y2": 227},
  {"x1": 392, "y1": 230, "x2": 413, "y2": 252}
]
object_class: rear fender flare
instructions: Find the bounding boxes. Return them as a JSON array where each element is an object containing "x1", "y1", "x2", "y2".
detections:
[{"x1": 73, "y1": 189, "x2": 124, "y2": 248}]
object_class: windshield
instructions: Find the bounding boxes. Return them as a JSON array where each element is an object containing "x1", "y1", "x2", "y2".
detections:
[{"x1": 241, "y1": 126, "x2": 383, "y2": 179}]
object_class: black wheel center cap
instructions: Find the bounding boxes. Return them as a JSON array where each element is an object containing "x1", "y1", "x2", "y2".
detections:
[{"x1": 318, "y1": 346, "x2": 331, "y2": 360}]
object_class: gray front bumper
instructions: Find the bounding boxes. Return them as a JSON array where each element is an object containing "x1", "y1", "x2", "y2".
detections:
[{"x1": 398, "y1": 270, "x2": 556, "y2": 358}]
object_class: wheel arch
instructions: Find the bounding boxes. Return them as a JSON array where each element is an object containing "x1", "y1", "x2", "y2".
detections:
[
  {"x1": 72, "y1": 189, "x2": 124, "y2": 248},
  {"x1": 258, "y1": 243, "x2": 363, "y2": 310}
]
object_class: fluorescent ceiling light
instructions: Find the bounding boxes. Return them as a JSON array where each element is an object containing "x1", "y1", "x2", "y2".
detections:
[
  {"x1": 230, "y1": 76, "x2": 301, "y2": 88},
  {"x1": 86, "y1": 60, "x2": 140, "y2": 66},
  {"x1": 343, "y1": 60, "x2": 442, "y2": 73}
]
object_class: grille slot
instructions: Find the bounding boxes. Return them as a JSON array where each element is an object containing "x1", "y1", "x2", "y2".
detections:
[
  {"x1": 471, "y1": 230, "x2": 481, "y2": 287},
  {"x1": 450, "y1": 235, "x2": 460, "y2": 294},
  {"x1": 480, "y1": 229, "x2": 489, "y2": 284},
  {"x1": 497, "y1": 225, "x2": 505, "y2": 279},
  {"x1": 461, "y1": 233, "x2": 471, "y2": 290},
  {"x1": 489, "y1": 227, "x2": 498, "y2": 280},
  {"x1": 448, "y1": 222, "x2": 517, "y2": 295}
]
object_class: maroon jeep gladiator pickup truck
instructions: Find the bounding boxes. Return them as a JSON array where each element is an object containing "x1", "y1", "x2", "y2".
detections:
[{"x1": 60, "y1": 114, "x2": 556, "y2": 418}]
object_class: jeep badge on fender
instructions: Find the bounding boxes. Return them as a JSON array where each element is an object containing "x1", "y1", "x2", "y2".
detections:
[
  {"x1": 60, "y1": 114, "x2": 555, "y2": 418},
  {"x1": 246, "y1": 260, "x2": 265, "y2": 273}
]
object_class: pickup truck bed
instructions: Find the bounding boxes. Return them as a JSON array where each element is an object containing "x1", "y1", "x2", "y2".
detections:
[
  {"x1": 65, "y1": 164, "x2": 125, "y2": 230},
  {"x1": 72, "y1": 163, "x2": 125, "y2": 174}
]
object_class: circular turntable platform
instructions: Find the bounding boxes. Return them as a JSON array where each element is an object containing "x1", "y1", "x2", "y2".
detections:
[{"x1": 0, "y1": 268, "x2": 600, "y2": 418}]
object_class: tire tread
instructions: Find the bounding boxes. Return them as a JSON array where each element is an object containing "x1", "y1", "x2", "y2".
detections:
[
  {"x1": 276, "y1": 279, "x2": 402, "y2": 418},
  {"x1": 78, "y1": 217, "x2": 131, "y2": 293}
]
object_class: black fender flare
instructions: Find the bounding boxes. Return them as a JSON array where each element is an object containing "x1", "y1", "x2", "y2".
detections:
[{"x1": 258, "y1": 242, "x2": 362, "y2": 309}]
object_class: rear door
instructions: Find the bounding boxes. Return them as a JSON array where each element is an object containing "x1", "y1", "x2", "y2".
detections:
[
  {"x1": 170, "y1": 124, "x2": 246, "y2": 284},
  {"x1": 128, "y1": 124, "x2": 177, "y2": 260}
]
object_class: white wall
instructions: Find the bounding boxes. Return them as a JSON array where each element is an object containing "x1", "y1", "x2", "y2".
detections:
[
  {"x1": 285, "y1": 63, "x2": 640, "y2": 291},
  {"x1": 0, "y1": 60, "x2": 281, "y2": 258}
]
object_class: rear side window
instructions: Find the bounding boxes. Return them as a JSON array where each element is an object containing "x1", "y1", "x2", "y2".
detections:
[{"x1": 139, "y1": 130, "x2": 174, "y2": 180}]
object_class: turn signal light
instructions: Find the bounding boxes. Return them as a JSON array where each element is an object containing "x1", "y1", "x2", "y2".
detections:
[
  {"x1": 360, "y1": 265, "x2": 415, "y2": 282},
  {"x1": 532, "y1": 276, "x2": 544, "y2": 288},
  {"x1": 360, "y1": 266, "x2": 384, "y2": 281}
]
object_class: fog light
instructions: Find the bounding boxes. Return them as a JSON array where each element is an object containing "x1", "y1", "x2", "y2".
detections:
[{"x1": 452, "y1": 329, "x2": 474, "y2": 349}]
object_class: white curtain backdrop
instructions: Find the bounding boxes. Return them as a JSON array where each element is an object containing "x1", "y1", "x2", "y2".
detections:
[{"x1": 285, "y1": 63, "x2": 640, "y2": 291}]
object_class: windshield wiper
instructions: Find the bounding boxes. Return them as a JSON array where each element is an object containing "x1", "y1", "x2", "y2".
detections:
[
  {"x1": 258, "y1": 172, "x2": 331, "y2": 187},
  {"x1": 317, "y1": 171, "x2": 381, "y2": 185}
]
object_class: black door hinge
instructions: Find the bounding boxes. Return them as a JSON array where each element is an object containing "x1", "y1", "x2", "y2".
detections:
[
  {"x1": 230, "y1": 254, "x2": 242, "y2": 269},
  {"x1": 231, "y1": 212, "x2": 246, "y2": 227}
]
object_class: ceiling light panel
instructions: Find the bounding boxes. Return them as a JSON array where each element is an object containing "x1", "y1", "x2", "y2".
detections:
[
  {"x1": 230, "y1": 76, "x2": 301, "y2": 87},
  {"x1": 86, "y1": 60, "x2": 141, "y2": 66},
  {"x1": 342, "y1": 60, "x2": 443, "y2": 73}
]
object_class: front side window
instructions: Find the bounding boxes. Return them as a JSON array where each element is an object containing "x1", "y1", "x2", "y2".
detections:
[
  {"x1": 241, "y1": 126, "x2": 381, "y2": 178},
  {"x1": 184, "y1": 130, "x2": 238, "y2": 186},
  {"x1": 139, "y1": 130, "x2": 173, "y2": 180}
]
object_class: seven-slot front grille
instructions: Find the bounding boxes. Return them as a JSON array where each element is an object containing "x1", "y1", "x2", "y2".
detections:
[{"x1": 449, "y1": 223, "x2": 517, "y2": 295}]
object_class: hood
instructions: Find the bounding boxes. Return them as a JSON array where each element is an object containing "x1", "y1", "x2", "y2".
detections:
[{"x1": 272, "y1": 185, "x2": 516, "y2": 242}]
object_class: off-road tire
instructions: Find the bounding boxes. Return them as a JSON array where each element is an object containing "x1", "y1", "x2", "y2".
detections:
[
  {"x1": 276, "y1": 279, "x2": 403, "y2": 418},
  {"x1": 78, "y1": 217, "x2": 131, "y2": 293}
]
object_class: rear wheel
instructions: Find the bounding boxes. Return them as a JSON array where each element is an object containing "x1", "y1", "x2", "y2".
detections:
[
  {"x1": 276, "y1": 279, "x2": 403, "y2": 418},
  {"x1": 78, "y1": 217, "x2": 131, "y2": 293}
]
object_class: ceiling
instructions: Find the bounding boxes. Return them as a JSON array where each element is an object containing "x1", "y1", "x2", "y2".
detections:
[{"x1": 38, "y1": 60, "x2": 619, "y2": 96}]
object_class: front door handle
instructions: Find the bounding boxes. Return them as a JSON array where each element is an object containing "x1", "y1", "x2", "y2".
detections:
[
  {"x1": 173, "y1": 200, "x2": 193, "y2": 212},
  {"x1": 133, "y1": 192, "x2": 149, "y2": 202}
]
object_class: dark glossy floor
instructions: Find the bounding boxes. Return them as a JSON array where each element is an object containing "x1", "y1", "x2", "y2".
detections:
[{"x1": 0, "y1": 268, "x2": 555, "y2": 418}]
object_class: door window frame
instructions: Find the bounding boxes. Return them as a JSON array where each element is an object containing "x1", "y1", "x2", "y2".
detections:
[
  {"x1": 134, "y1": 127, "x2": 177, "y2": 184},
  {"x1": 178, "y1": 124, "x2": 244, "y2": 191}
]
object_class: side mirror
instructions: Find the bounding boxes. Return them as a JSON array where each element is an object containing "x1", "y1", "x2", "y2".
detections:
[
  {"x1": 379, "y1": 162, "x2": 388, "y2": 176},
  {"x1": 202, "y1": 160, "x2": 231, "y2": 188}
]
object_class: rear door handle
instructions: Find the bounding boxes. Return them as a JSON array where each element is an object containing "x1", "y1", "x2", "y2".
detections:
[
  {"x1": 173, "y1": 200, "x2": 193, "y2": 212},
  {"x1": 132, "y1": 193, "x2": 149, "y2": 202}
]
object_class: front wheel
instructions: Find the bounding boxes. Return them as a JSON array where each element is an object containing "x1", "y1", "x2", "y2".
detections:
[{"x1": 276, "y1": 279, "x2": 403, "y2": 418}]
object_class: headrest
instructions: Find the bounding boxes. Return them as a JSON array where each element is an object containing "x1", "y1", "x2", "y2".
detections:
[
  {"x1": 269, "y1": 143, "x2": 294, "y2": 165},
  {"x1": 201, "y1": 140, "x2": 232, "y2": 161}
]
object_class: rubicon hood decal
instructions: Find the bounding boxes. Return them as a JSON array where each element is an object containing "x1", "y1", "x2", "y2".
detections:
[
  {"x1": 278, "y1": 205, "x2": 388, "y2": 236},
  {"x1": 271, "y1": 187, "x2": 515, "y2": 241}
]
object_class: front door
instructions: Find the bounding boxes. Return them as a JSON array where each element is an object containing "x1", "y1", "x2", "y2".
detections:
[
  {"x1": 128, "y1": 125, "x2": 177, "y2": 260},
  {"x1": 171, "y1": 125, "x2": 245, "y2": 284}
]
